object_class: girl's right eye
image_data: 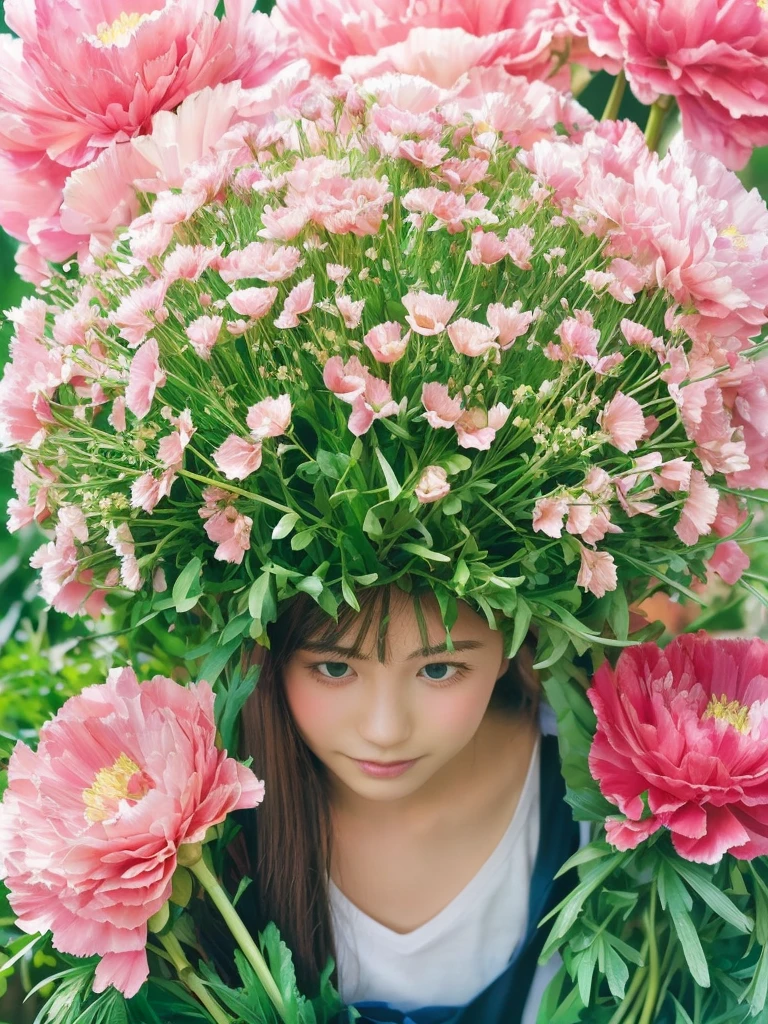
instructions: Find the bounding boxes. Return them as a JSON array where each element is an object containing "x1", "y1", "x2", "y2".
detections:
[{"x1": 312, "y1": 662, "x2": 352, "y2": 681}]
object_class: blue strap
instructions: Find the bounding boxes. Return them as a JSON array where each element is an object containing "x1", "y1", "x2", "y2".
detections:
[{"x1": 341, "y1": 732, "x2": 580, "y2": 1024}]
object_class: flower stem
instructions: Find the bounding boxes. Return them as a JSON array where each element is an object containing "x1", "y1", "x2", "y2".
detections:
[
  {"x1": 189, "y1": 857, "x2": 288, "y2": 1023},
  {"x1": 602, "y1": 71, "x2": 626, "y2": 121},
  {"x1": 644, "y1": 96, "x2": 675, "y2": 152},
  {"x1": 638, "y1": 882, "x2": 660, "y2": 1024},
  {"x1": 158, "y1": 931, "x2": 233, "y2": 1024}
]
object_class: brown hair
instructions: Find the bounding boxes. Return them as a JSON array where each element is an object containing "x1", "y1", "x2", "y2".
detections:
[{"x1": 227, "y1": 585, "x2": 540, "y2": 995}]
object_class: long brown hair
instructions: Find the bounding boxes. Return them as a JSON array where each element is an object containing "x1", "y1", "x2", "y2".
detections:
[{"x1": 232, "y1": 585, "x2": 540, "y2": 995}]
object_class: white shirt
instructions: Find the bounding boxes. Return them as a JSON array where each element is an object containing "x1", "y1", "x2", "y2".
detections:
[{"x1": 329, "y1": 732, "x2": 542, "y2": 1013}]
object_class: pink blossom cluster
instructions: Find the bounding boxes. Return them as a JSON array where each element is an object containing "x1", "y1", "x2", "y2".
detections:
[{"x1": 0, "y1": 667, "x2": 264, "y2": 996}]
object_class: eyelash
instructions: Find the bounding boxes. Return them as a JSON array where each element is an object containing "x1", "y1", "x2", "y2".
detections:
[{"x1": 307, "y1": 662, "x2": 471, "y2": 688}]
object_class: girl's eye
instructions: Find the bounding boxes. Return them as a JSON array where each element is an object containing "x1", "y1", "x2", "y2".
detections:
[
  {"x1": 419, "y1": 663, "x2": 466, "y2": 684},
  {"x1": 314, "y1": 662, "x2": 352, "y2": 680}
]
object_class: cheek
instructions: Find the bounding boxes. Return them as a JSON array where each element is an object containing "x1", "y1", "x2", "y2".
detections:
[
  {"x1": 284, "y1": 676, "x2": 347, "y2": 750},
  {"x1": 424, "y1": 683, "x2": 493, "y2": 743}
]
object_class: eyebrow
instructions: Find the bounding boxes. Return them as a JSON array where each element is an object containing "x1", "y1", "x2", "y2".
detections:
[{"x1": 299, "y1": 639, "x2": 484, "y2": 661}]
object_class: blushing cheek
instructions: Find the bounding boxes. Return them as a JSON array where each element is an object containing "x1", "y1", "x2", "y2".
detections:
[
  {"x1": 285, "y1": 678, "x2": 347, "y2": 752},
  {"x1": 425, "y1": 687, "x2": 490, "y2": 746}
]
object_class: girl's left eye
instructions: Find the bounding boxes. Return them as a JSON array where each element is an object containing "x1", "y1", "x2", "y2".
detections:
[{"x1": 419, "y1": 663, "x2": 467, "y2": 684}]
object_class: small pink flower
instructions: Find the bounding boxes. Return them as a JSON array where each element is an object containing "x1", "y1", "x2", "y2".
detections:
[
  {"x1": 274, "y1": 276, "x2": 315, "y2": 329},
  {"x1": 125, "y1": 339, "x2": 166, "y2": 420},
  {"x1": 364, "y1": 322, "x2": 411, "y2": 364},
  {"x1": 504, "y1": 226, "x2": 535, "y2": 270},
  {"x1": 199, "y1": 488, "x2": 253, "y2": 565},
  {"x1": 486, "y1": 301, "x2": 535, "y2": 349},
  {"x1": 217, "y1": 242, "x2": 303, "y2": 283},
  {"x1": 455, "y1": 403, "x2": 510, "y2": 450},
  {"x1": 7, "y1": 459, "x2": 54, "y2": 533},
  {"x1": 708, "y1": 541, "x2": 750, "y2": 586},
  {"x1": 533, "y1": 496, "x2": 568, "y2": 538},
  {"x1": 323, "y1": 355, "x2": 370, "y2": 403},
  {"x1": 259, "y1": 204, "x2": 310, "y2": 241},
  {"x1": 546, "y1": 310, "x2": 601, "y2": 366},
  {"x1": 157, "y1": 410, "x2": 196, "y2": 470},
  {"x1": 130, "y1": 468, "x2": 176, "y2": 514},
  {"x1": 620, "y1": 318, "x2": 657, "y2": 348},
  {"x1": 421, "y1": 382, "x2": 463, "y2": 428},
  {"x1": 675, "y1": 470, "x2": 720, "y2": 546},
  {"x1": 658, "y1": 457, "x2": 693, "y2": 493},
  {"x1": 587, "y1": 633, "x2": 768, "y2": 863},
  {"x1": 336, "y1": 294, "x2": 366, "y2": 329},
  {"x1": 415, "y1": 466, "x2": 451, "y2": 504},
  {"x1": 0, "y1": 667, "x2": 265, "y2": 997},
  {"x1": 327, "y1": 263, "x2": 351, "y2": 285},
  {"x1": 213, "y1": 435, "x2": 263, "y2": 481},
  {"x1": 227, "y1": 286, "x2": 279, "y2": 320},
  {"x1": 163, "y1": 244, "x2": 221, "y2": 285},
  {"x1": 186, "y1": 315, "x2": 223, "y2": 360},
  {"x1": 599, "y1": 392, "x2": 646, "y2": 453},
  {"x1": 468, "y1": 229, "x2": 508, "y2": 266},
  {"x1": 348, "y1": 376, "x2": 400, "y2": 436},
  {"x1": 112, "y1": 279, "x2": 168, "y2": 349},
  {"x1": 246, "y1": 395, "x2": 293, "y2": 440},
  {"x1": 448, "y1": 318, "x2": 500, "y2": 357},
  {"x1": 402, "y1": 290, "x2": 458, "y2": 336},
  {"x1": 399, "y1": 139, "x2": 449, "y2": 168},
  {"x1": 577, "y1": 545, "x2": 618, "y2": 598}
]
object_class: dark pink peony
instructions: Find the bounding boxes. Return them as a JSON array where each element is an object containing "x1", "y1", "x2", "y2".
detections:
[
  {"x1": 0, "y1": 667, "x2": 264, "y2": 997},
  {"x1": 568, "y1": 0, "x2": 768, "y2": 169},
  {"x1": 588, "y1": 633, "x2": 768, "y2": 864}
]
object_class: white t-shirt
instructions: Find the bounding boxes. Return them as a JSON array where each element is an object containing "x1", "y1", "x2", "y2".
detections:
[{"x1": 329, "y1": 733, "x2": 542, "y2": 1014}]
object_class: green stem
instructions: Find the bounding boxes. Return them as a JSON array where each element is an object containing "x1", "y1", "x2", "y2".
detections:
[
  {"x1": 602, "y1": 71, "x2": 627, "y2": 122},
  {"x1": 644, "y1": 96, "x2": 674, "y2": 152},
  {"x1": 189, "y1": 857, "x2": 288, "y2": 1023},
  {"x1": 638, "y1": 882, "x2": 660, "y2": 1024},
  {"x1": 607, "y1": 964, "x2": 649, "y2": 1024},
  {"x1": 158, "y1": 931, "x2": 233, "y2": 1024}
]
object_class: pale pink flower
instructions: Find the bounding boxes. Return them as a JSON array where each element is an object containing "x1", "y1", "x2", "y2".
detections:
[
  {"x1": 336, "y1": 294, "x2": 366, "y2": 329},
  {"x1": 274, "y1": 276, "x2": 315, "y2": 328},
  {"x1": 213, "y1": 435, "x2": 263, "y2": 480},
  {"x1": 0, "y1": 331, "x2": 63, "y2": 447},
  {"x1": 217, "y1": 242, "x2": 303, "y2": 283},
  {"x1": 29, "y1": 523, "x2": 107, "y2": 617},
  {"x1": 415, "y1": 465, "x2": 451, "y2": 504},
  {"x1": 227, "y1": 286, "x2": 279, "y2": 320},
  {"x1": 658, "y1": 457, "x2": 693, "y2": 493},
  {"x1": 447, "y1": 318, "x2": 501, "y2": 357},
  {"x1": 163, "y1": 244, "x2": 222, "y2": 285},
  {"x1": 455, "y1": 403, "x2": 510, "y2": 450},
  {"x1": 675, "y1": 470, "x2": 719, "y2": 546},
  {"x1": 157, "y1": 410, "x2": 196, "y2": 470},
  {"x1": 348, "y1": 375, "x2": 400, "y2": 436},
  {"x1": 504, "y1": 226, "x2": 534, "y2": 270},
  {"x1": 421, "y1": 382, "x2": 463, "y2": 428},
  {"x1": 399, "y1": 139, "x2": 449, "y2": 168},
  {"x1": 569, "y1": 0, "x2": 768, "y2": 170},
  {"x1": 246, "y1": 395, "x2": 293, "y2": 440},
  {"x1": 532, "y1": 496, "x2": 568, "y2": 538},
  {"x1": 621, "y1": 318, "x2": 657, "y2": 348},
  {"x1": 546, "y1": 310, "x2": 601, "y2": 366},
  {"x1": 713, "y1": 494, "x2": 749, "y2": 538},
  {"x1": 152, "y1": 189, "x2": 206, "y2": 225},
  {"x1": 259, "y1": 204, "x2": 310, "y2": 241},
  {"x1": 125, "y1": 339, "x2": 166, "y2": 421},
  {"x1": 577, "y1": 545, "x2": 618, "y2": 598},
  {"x1": 440, "y1": 156, "x2": 490, "y2": 191},
  {"x1": 468, "y1": 229, "x2": 508, "y2": 266},
  {"x1": 364, "y1": 322, "x2": 411, "y2": 364},
  {"x1": 486, "y1": 301, "x2": 535, "y2": 349},
  {"x1": 0, "y1": 0, "x2": 297, "y2": 167},
  {"x1": 327, "y1": 263, "x2": 351, "y2": 285},
  {"x1": 402, "y1": 290, "x2": 458, "y2": 336},
  {"x1": 186, "y1": 315, "x2": 223, "y2": 359},
  {"x1": 7, "y1": 459, "x2": 54, "y2": 533},
  {"x1": 130, "y1": 467, "x2": 176, "y2": 514},
  {"x1": 304, "y1": 176, "x2": 393, "y2": 236},
  {"x1": 708, "y1": 541, "x2": 750, "y2": 586},
  {"x1": 599, "y1": 392, "x2": 646, "y2": 453},
  {"x1": 0, "y1": 667, "x2": 264, "y2": 996},
  {"x1": 112, "y1": 279, "x2": 168, "y2": 349},
  {"x1": 323, "y1": 356, "x2": 370, "y2": 403},
  {"x1": 199, "y1": 488, "x2": 253, "y2": 564}
]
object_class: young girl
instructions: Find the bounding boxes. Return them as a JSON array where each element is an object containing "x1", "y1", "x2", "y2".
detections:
[{"x1": 236, "y1": 583, "x2": 586, "y2": 1024}]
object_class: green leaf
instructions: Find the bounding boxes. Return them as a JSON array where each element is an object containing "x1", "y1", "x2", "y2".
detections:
[
  {"x1": 233, "y1": 875, "x2": 253, "y2": 909},
  {"x1": 249, "y1": 571, "x2": 277, "y2": 625},
  {"x1": 576, "y1": 940, "x2": 598, "y2": 1005},
  {"x1": 747, "y1": 940, "x2": 768, "y2": 1017},
  {"x1": 352, "y1": 573, "x2": 379, "y2": 585},
  {"x1": 296, "y1": 576, "x2": 324, "y2": 599},
  {"x1": 376, "y1": 449, "x2": 402, "y2": 500},
  {"x1": 607, "y1": 587, "x2": 629, "y2": 641},
  {"x1": 198, "y1": 635, "x2": 242, "y2": 686},
  {"x1": 669, "y1": 996, "x2": 695, "y2": 1024},
  {"x1": 400, "y1": 542, "x2": 451, "y2": 563},
  {"x1": 341, "y1": 577, "x2": 360, "y2": 611},
  {"x1": 442, "y1": 454, "x2": 472, "y2": 475},
  {"x1": 533, "y1": 629, "x2": 570, "y2": 670},
  {"x1": 659, "y1": 863, "x2": 709, "y2": 987},
  {"x1": 172, "y1": 557, "x2": 202, "y2": 613},
  {"x1": 441, "y1": 494, "x2": 462, "y2": 516},
  {"x1": 363, "y1": 508, "x2": 383, "y2": 538},
  {"x1": 220, "y1": 612, "x2": 251, "y2": 645},
  {"x1": 507, "y1": 596, "x2": 532, "y2": 658},
  {"x1": 272, "y1": 512, "x2": 300, "y2": 540},
  {"x1": 215, "y1": 661, "x2": 260, "y2": 751},
  {"x1": 291, "y1": 529, "x2": 315, "y2": 551},
  {"x1": 316, "y1": 449, "x2": 350, "y2": 480},
  {"x1": 553, "y1": 841, "x2": 611, "y2": 880},
  {"x1": 602, "y1": 942, "x2": 629, "y2": 1000},
  {"x1": 668, "y1": 856, "x2": 753, "y2": 934}
]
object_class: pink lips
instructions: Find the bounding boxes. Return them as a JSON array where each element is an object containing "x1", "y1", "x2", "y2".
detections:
[{"x1": 353, "y1": 758, "x2": 420, "y2": 778}]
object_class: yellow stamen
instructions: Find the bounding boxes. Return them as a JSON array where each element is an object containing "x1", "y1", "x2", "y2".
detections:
[
  {"x1": 702, "y1": 693, "x2": 751, "y2": 735},
  {"x1": 758, "y1": 0, "x2": 768, "y2": 11},
  {"x1": 95, "y1": 12, "x2": 149, "y2": 46},
  {"x1": 722, "y1": 224, "x2": 749, "y2": 250},
  {"x1": 83, "y1": 752, "x2": 150, "y2": 823}
]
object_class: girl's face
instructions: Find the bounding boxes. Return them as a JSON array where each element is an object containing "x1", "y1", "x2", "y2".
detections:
[{"x1": 283, "y1": 592, "x2": 509, "y2": 804}]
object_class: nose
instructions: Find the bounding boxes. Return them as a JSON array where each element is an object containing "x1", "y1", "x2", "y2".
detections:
[{"x1": 356, "y1": 677, "x2": 412, "y2": 753}]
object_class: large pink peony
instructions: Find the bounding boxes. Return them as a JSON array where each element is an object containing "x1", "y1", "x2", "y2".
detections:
[
  {"x1": 568, "y1": 0, "x2": 768, "y2": 169},
  {"x1": 0, "y1": 667, "x2": 264, "y2": 997},
  {"x1": 588, "y1": 633, "x2": 768, "y2": 865},
  {"x1": 273, "y1": 0, "x2": 572, "y2": 82}
]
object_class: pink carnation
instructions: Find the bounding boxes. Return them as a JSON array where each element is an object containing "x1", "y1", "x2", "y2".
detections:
[
  {"x1": 0, "y1": 667, "x2": 264, "y2": 996},
  {"x1": 577, "y1": 545, "x2": 618, "y2": 598},
  {"x1": 217, "y1": 242, "x2": 303, "y2": 284},
  {"x1": 246, "y1": 395, "x2": 293, "y2": 440},
  {"x1": 486, "y1": 301, "x2": 535, "y2": 348},
  {"x1": 421, "y1": 382, "x2": 463, "y2": 428},
  {"x1": 402, "y1": 290, "x2": 458, "y2": 336},
  {"x1": 675, "y1": 469, "x2": 719, "y2": 546},
  {"x1": 533, "y1": 496, "x2": 568, "y2": 538},
  {"x1": 587, "y1": 634, "x2": 768, "y2": 863},
  {"x1": 125, "y1": 339, "x2": 166, "y2": 421},
  {"x1": 324, "y1": 355, "x2": 370, "y2": 403},
  {"x1": 274, "y1": 276, "x2": 315, "y2": 328},
  {"x1": 468, "y1": 229, "x2": 508, "y2": 266},
  {"x1": 348, "y1": 376, "x2": 400, "y2": 436},
  {"x1": 227, "y1": 286, "x2": 279, "y2": 320},
  {"x1": 415, "y1": 465, "x2": 451, "y2": 504},
  {"x1": 708, "y1": 541, "x2": 750, "y2": 586},
  {"x1": 569, "y1": 0, "x2": 768, "y2": 170},
  {"x1": 447, "y1": 318, "x2": 501, "y2": 357},
  {"x1": 186, "y1": 315, "x2": 223, "y2": 359},
  {"x1": 364, "y1": 322, "x2": 411, "y2": 364},
  {"x1": 546, "y1": 310, "x2": 601, "y2": 366},
  {"x1": 199, "y1": 487, "x2": 253, "y2": 564},
  {"x1": 336, "y1": 294, "x2": 366, "y2": 329},
  {"x1": 598, "y1": 392, "x2": 646, "y2": 453},
  {"x1": 213, "y1": 435, "x2": 264, "y2": 481},
  {"x1": 455, "y1": 403, "x2": 510, "y2": 450}
]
